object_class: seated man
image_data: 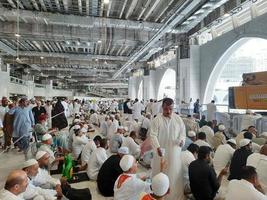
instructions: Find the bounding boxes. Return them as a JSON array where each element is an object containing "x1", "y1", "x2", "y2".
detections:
[
  {"x1": 114, "y1": 155, "x2": 151, "y2": 200},
  {"x1": 80, "y1": 135, "x2": 99, "y2": 167},
  {"x1": 199, "y1": 121, "x2": 214, "y2": 147},
  {"x1": 212, "y1": 124, "x2": 227, "y2": 150},
  {"x1": 39, "y1": 134, "x2": 64, "y2": 173},
  {"x1": 236, "y1": 125, "x2": 257, "y2": 147},
  {"x1": 97, "y1": 147, "x2": 129, "y2": 197},
  {"x1": 109, "y1": 126, "x2": 125, "y2": 154},
  {"x1": 181, "y1": 143, "x2": 199, "y2": 194},
  {"x1": 72, "y1": 127, "x2": 88, "y2": 160},
  {"x1": 139, "y1": 173, "x2": 170, "y2": 200},
  {"x1": 189, "y1": 146, "x2": 228, "y2": 200},
  {"x1": 122, "y1": 131, "x2": 140, "y2": 158},
  {"x1": 194, "y1": 132, "x2": 211, "y2": 148},
  {"x1": 22, "y1": 159, "x2": 61, "y2": 200},
  {"x1": 34, "y1": 114, "x2": 48, "y2": 141},
  {"x1": 87, "y1": 138, "x2": 108, "y2": 180},
  {"x1": 0, "y1": 170, "x2": 28, "y2": 200},
  {"x1": 33, "y1": 151, "x2": 92, "y2": 200},
  {"x1": 225, "y1": 166, "x2": 266, "y2": 199},
  {"x1": 33, "y1": 151, "x2": 61, "y2": 190},
  {"x1": 182, "y1": 130, "x2": 196, "y2": 151},
  {"x1": 244, "y1": 131, "x2": 261, "y2": 153},
  {"x1": 213, "y1": 139, "x2": 236, "y2": 175},
  {"x1": 229, "y1": 139, "x2": 252, "y2": 180},
  {"x1": 247, "y1": 144, "x2": 267, "y2": 193}
]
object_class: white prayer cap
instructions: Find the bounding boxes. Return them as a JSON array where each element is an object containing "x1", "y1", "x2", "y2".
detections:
[
  {"x1": 73, "y1": 119, "x2": 80, "y2": 123},
  {"x1": 81, "y1": 127, "x2": 87, "y2": 133},
  {"x1": 22, "y1": 159, "x2": 38, "y2": 169},
  {"x1": 218, "y1": 124, "x2": 226, "y2": 131},
  {"x1": 119, "y1": 155, "x2": 135, "y2": 172},
  {"x1": 240, "y1": 138, "x2": 251, "y2": 147},
  {"x1": 73, "y1": 125, "x2": 81, "y2": 130},
  {"x1": 152, "y1": 173, "x2": 169, "y2": 197},
  {"x1": 118, "y1": 126, "x2": 124, "y2": 130},
  {"x1": 36, "y1": 151, "x2": 48, "y2": 160},
  {"x1": 188, "y1": 131, "x2": 196, "y2": 137},
  {"x1": 118, "y1": 147, "x2": 129, "y2": 155},
  {"x1": 42, "y1": 133, "x2": 52, "y2": 141},
  {"x1": 227, "y1": 139, "x2": 236, "y2": 145}
]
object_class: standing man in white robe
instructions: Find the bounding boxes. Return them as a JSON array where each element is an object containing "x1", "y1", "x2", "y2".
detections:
[
  {"x1": 207, "y1": 100, "x2": 217, "y2": 122},
  {"x1": 150, "y1": 98, "x2": 186, "y2": 200},
  {"x1": 132, "y1": 98, "x2": 144, "y2": 121}
]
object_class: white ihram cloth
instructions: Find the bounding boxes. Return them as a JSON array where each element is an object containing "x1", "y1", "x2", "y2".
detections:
[
  {"x1": 0, "y1": 189, "x2": 23, "y2": 200},
  {"x1": 132, "y1": 102, "x2": 145, "y2": 121},
  {"x1": 225, "y1": 179, "x2": 267, "y2": 200},
  {"x1": 207, "y1": 103, "x2": 216, "y2": 121},
  {"x1": 150, "y1": 113, "x2": 186, "y2": 200},
  {"x1": 247, "y1": 153, "x2": 267, "y2": 193}
]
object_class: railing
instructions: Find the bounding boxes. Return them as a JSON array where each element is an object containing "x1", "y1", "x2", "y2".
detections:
[
  {"x1": 10, "y1": 76, "x2": 27, "y2": 85},
  {"x1": 34, "y1": 83, "x2": 46, "y2": 88}
]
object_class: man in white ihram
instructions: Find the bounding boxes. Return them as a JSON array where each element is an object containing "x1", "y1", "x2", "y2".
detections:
[{"x1": 150, "y1": 98, "x2": 186, "y2": 200}]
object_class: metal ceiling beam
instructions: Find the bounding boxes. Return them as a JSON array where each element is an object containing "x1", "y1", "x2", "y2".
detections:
[
  {"x1": 113, "y1": 0, "x2": 203, "y2": 78},
  {"x1": 143, "y1": 0, "x2": 161, "y2": 21},
  {"x1": 0, "y1": 7, "x2": 161, "y2": 32},
  {"x1": 155, "y1": 0, "x2": 176, "y2": 22},
  {"x1": 78, "y1": 0, "x2": 82, "y2": 14},
  {"x1": 119, "y1": 0, "x2": 128, "y2": 18},
  {"x1": 86, "y1": 82, "x2": 128, "y2": 88},
  {"x1": 0, "y1": 21, "x2": 149, "y2": 46},
  {"x1": 30, "y1": 0, "x2": 40, "y2": 10},
  {"x1": 107, "y1": 0, "x2": 112, "y2": 17},
  {"x1": 125, "y1": 0, "x2": 138, "y2": 19},
  {"x1": 39, "y1": 67, "x2": 116, "y2": 73},
  {"x1": 18, "y1": 51, "x2": 129, "y2": 61},
  {"x1": 137, "y1": 0, "x2": 151, "y2": 20},
  {"x1": 86, "y1": 0, "x2": 90, "y2": 15},
  {"x1": 0, "y1": 41, "x2": 16, "y2": 56},
  {"x1": 7, "y1": 0, "x2": 16, "y2": 8},
  {"x1": 54, "y1": 0, "x2": 61, "y2": 11},
  {"x1": 62, "y1": 0, "x2": 69, "y2": 12},
  {"x1": 38, "y1": 0, "x2": 47, "y2": 11}
]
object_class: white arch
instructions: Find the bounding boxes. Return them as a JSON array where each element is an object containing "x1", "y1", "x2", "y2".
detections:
[
  {"x1": 203, "y1": 37, "x2": 254, "y2": 103},
  {"x1": 157, "y1": 68, "x2": 176, "y2": 100}
]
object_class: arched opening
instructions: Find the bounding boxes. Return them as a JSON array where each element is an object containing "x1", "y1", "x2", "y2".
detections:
[
  {"x1": 157, "y1": 68, "x2": 176, "y2": 100},
  {"x1": 204, "y1": 37, "x2": 267, "y2": 110},
  {"x1": 137, "y1": 80, "x2": 143, "y2": 100}
]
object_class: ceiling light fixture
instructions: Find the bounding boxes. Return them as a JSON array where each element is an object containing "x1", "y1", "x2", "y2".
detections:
[
  {"x1": 104, "y1": 0, "x2": 109, "y2": 4},
  {"x1": 66, "y1": 41, "x2": 70, "y2": 45},
  {"x1": 97, "y1": 40, "x2": 102, "y2": 43},
  {"x1": 40, "y1": 56, "x2": 44, "y2": 59},
  {"x1": 15, "y1": 33, "x2": 21, "y2": 37}
]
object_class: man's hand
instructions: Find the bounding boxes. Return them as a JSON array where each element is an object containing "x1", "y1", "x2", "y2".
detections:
[
  {"x1": 160, "y1": 158, "x2": 167, "y2": 172},
  {"x1": 219, "y1": 166, "x2": 228, "y2": 176},
  {"x1": 55, "y1": 184, "x2": 63, "y2": 199},
  {"x1": 157, "y1": 147, "x2": 163, "y2": 157}
]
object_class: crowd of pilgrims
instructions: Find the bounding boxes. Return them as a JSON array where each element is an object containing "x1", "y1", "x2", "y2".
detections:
[{"x1": 0, "y1": 96, "x2": 267, "y2": 200}]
